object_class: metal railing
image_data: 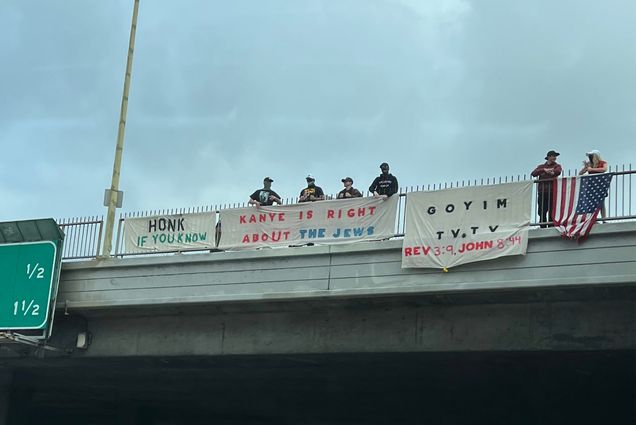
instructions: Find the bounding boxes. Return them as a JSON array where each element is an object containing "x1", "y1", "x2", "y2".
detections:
[
  {"x1": 57, "y1": 216, "x2": 103, "y2": 260},
  {"x1": 59, "y1": 166, "x2": 635, "y2": 260},
  {"x1": 394, "y1": 165, "x2": 634, "y2": 235}
]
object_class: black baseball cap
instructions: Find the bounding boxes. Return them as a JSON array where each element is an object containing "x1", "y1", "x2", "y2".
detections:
[
  {"x1": 380, "y1": 162, "x2": 389, "y2": 168},
  {"x1": 545, "y1": 150, "x2": 560, "y2": 160},
  {"x1": 263, "y1": 177, "x2": 274, "y2": 182},
  {"x1": 341, "y1": 177, "x2": 353, "y2": 183}
]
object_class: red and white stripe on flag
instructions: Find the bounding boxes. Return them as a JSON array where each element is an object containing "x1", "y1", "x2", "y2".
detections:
[{"x1": 552, "y1": 176, "x2": 600, "y2": 240}]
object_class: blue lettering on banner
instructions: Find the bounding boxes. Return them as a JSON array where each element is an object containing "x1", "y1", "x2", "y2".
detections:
[
  {"x1": 295, "y1": 226, "x2": 379, "y2": 240},
  {"x1": 331, "y1": 226, "x2": 375, "y2": 238},
  {"x1": 299, "y1": 228, "x2": 327, "y2": 239}
]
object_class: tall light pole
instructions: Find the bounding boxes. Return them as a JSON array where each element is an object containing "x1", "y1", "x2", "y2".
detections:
[{"x1": 102, "y1": 0, "x2": 140, "y2": 257}]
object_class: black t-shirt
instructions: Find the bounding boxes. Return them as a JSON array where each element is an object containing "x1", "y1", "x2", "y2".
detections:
[
  {"x1": 250, "y1": 189, "x2": 281, "y2": 206},
  {"x1": 369, "y1": 173, "x2": 398, "y2": 196},
  {"x1": 299, "y1": 185, "x2": 324, "y2": 202}
]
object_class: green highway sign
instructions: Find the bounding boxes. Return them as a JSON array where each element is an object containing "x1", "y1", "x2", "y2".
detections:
[{"x1": 0, "y1": 241, "x2": 57, "y2": 330}]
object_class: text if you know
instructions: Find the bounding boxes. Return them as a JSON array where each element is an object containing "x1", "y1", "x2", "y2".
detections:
[{"x1": 125, "y1": 212, "x2": 216, "y2": 253}]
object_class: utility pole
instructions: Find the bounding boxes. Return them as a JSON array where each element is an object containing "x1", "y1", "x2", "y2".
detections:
[{"x1": 102, "y1": 0, "x2": 140, "y2": 257}]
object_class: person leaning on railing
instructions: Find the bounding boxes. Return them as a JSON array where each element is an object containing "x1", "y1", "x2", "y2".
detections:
[
  {"x1": 579, "y1": 149, "x2": 608, "y2": 175},
  {"x1": 299, "y1": 174, "x2": 326, "y2": 202},
  {"x1": 370, "y1": 162, "x2": 398, "y2": 199},
  {"x1": 248, "y1": 177, "x2": 283, "y2": 207},
  {"x1": 531, "y1": 150, "x2": 562, "y2": 228},
  {"x1": 337, "y1": 177, "x2": 363, "y2": 199},
  {"x1": 579, "y1": 149, "x2": 609, "y2": 219}
]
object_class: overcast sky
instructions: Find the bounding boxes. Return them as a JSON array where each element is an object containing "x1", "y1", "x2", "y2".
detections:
[{"x1": 1, "y1": 0, "x2": 635, "y2": 221}]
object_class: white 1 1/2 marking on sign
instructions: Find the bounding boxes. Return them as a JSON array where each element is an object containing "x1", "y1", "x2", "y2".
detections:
[{"x1": 13, "y1": 299, "x2": 40, "y2": 316}]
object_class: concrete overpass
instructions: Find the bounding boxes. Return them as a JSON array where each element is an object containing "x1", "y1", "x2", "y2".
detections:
[{"x1": 1, "y1": 223, "x2": 635, "y2": 424}]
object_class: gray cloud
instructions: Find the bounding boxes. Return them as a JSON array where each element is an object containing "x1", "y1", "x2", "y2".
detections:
[{"x1": 1, "y1": 0, "x2": 634, "y2": 221}]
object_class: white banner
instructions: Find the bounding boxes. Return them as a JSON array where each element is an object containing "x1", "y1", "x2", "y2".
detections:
[
  {"x1": 124, "y1": 212, "x2": 217, "y2": 253},
  {"x1": 402, "y1": 181, "x2": 532, "y2": 269},
  {"x1": 218, "y1": 196, "x2": 398, "y2": 250}
]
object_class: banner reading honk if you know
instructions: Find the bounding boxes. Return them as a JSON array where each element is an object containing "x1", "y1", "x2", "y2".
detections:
[
  {"x1": 218, "y1": 196, "x2": 398, "y2": 250},
  {"x1": 124, "y1": 212, "x2": 216, "y2": 253},
  {"x1": 402, "y1": 181, "x2": 532, "y2": 269}
]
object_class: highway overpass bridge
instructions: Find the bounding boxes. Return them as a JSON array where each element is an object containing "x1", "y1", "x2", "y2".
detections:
[{"x1": 1, "y1": 223, "x2": 635, "y2": 424}]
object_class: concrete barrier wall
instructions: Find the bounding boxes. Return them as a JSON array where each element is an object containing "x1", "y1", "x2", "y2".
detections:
[
  {"x1": 58, "y1": 223, "x2": 636, "y2": 310},
  {"x1": 33, "y1": 223, "x2": 634, "y2": 356}
]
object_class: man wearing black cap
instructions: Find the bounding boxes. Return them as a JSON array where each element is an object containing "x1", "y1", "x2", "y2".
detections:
[
  {"x1": 337, "y1": 177, "x2": 363, "y2": 199},
  {"x1": 249, "y1": 177, "x2": 283, "y2": 207},
  {"x1": 299, "y1": 174, "x2": 325, "y2": 202},
  {"x1": 531, "y1": 150, "x2": 562, "y2": 227},
  {"x1": 369, "y1": 162, "x2": 398, "y2": 199}
]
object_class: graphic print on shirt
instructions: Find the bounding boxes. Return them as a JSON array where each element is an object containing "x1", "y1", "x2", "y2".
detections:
[
  {"x1": 377, "y1": 179, "x2": 392, "y2": 189},
  {"x1": 259, "y1": 190, "x2": 270, "y2": 204}
]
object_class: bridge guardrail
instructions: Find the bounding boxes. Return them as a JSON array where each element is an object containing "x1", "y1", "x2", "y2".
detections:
[
  {"x1": 60, "y1": 166, "x2": 634, "y2": 260},
  {"x1": 57, "y1": 216, "x2": 103, "y2": 260}
]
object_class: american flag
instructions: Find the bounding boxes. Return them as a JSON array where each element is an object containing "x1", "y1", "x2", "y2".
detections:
[{"x1": 552, "y1": 174, "x2": 613, "y2": 239}]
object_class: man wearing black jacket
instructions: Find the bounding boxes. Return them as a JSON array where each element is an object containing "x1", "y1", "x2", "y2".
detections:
[{"x1": 369, "y1": 162, "x2": 398, "y2": 199}]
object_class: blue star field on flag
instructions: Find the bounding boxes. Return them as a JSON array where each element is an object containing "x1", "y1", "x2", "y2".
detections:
[{"x1": 575, "y1": 174, "x2": 613, "y2": 214}]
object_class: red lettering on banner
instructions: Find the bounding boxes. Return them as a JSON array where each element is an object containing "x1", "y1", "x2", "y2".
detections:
[
  {"x1": 458, "y1": 240, "x2": 494, "y2": 253},
  {"x1": 404, "y1": 241, "x2": 512, "y2": 257},
  {"x1": 299, "y1": 210, "x2": 314, "y2": 220},
  {"x1": 327, "y1": 206, "x2": 378, "y2": 220},
  {"x1": 403, "y1": 246, "x2": 432, "y2": 256},
  {"x1": 239, "y1": 213, "x2": 286, "y2": 225},
  {"x1": 242, "y1": 231, "x2": 291, "y2": 244}
]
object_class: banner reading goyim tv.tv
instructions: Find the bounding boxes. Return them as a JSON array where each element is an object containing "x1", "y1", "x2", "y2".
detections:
[
  {"x1": 402, "y1": 181, "x2": 532, "y2": 269},
  {"x1": 218, "y1": 196, "x2": 398, "y2": 250}
]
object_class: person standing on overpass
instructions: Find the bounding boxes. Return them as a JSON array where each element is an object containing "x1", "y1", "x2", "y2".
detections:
[
  {"x1": 249, "y1": 177, "x2": 283, "y2": 207},
  {"x1": 337, "y1": 177, "x2": 363, "y2": 199},
  {"x1": 369, "y1": 162, "x2": 398, "y2": 199},
  {"x1": 299, "y1": 174, "x2": 325, "y2": 202},
  {"x1": 531, "y1": 150, "x2": 562, "y2": 228}
]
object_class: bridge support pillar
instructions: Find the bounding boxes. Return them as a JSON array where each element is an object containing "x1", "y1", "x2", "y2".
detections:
[{"x1": 0, "y1": 371, "x2": 13, "y2": 425}]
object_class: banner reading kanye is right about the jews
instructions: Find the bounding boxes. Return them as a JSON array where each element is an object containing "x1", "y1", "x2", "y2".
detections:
[
  {"x1": 218, "y1": 196, "x2": 398, "y2": 250},
  {"x1": 402, "y1": 181, "x2": 532, "y2": 269}
]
